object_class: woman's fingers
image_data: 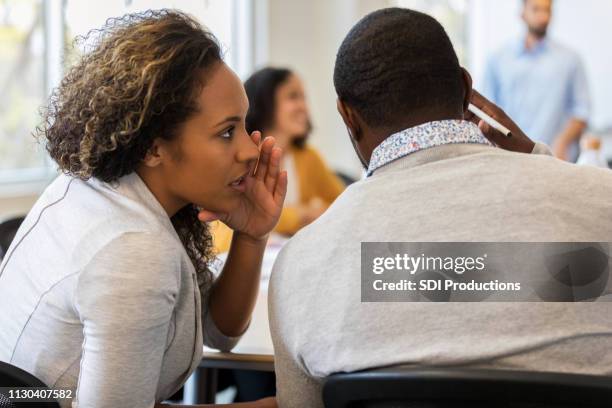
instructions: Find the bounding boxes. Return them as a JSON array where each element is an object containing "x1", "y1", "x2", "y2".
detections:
[
  {"x1": 250, "y1": 130, "x2": 262, "y2": 146},
  {"x1": 265, "y1": 147, "x2": 282, "y2": 192},
  {"x1": 274, "y1": 170, "x2": 288, "y2": 206},
  {"x1": 251, "y1": 136, "x2": 286, "y2": 199},
  {"x1": 254, "y1": 137, "x2": 275, "y2": 180}
]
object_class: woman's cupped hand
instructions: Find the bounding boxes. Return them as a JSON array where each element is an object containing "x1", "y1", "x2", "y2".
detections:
[{"x1": 197, "y1": 131, "x2": 287, "y2": 242}]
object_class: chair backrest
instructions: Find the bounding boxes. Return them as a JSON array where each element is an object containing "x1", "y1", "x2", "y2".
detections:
[
  {"x1": 0, "y1": 216, "x2": 25, "y2": 260},
  {"x1": 323, "y1": 367, "x2": 612, "y2": 408},
  {"x1": 335, "y1": 170, "x2": 358, "y2": 187},
  {"x1": 0, "y1": 361, "x2": 60, "y2": 408}
]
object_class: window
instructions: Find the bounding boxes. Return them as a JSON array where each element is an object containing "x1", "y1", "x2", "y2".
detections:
[
  {"x1": 64, "y1": 0, "x2": 252, "y2": 76},
  {"x1": 0, "y1": 0, "x2": 254, "y2": 190},
  {"x1": 394, "y1": 0, "x2": 469, "y2": 65},
  {"x1": 0, "y1": 0, "x2": 50, "y2": 183}
]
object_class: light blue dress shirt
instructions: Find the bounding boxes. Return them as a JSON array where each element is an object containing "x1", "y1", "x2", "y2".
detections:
[{"x1": 482, "y1": 37, "x2": 590, "y2": 160}]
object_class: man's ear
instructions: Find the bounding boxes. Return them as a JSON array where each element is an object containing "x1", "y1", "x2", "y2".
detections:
[
  {"x1": 336, "y1": 98, "x2": 362, "y2": 141},
  {"x1": 142, "y1": 138, "x2": 164, "y2": 168},
  {"x1": 460, "y1": 67, "x2": 473, "y2": 114}
]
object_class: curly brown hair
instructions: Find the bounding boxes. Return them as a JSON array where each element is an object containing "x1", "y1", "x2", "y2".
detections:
[{"x1": 37, "y1": 9, "x2": 223, "y2": 289}]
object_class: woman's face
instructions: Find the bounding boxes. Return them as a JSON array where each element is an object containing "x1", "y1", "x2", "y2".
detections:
[
  {"x1": 148, "y1": 62, "x2": 259, "y2": 216},
  {"x1": 273, "y1": 74, "x2": 310, "y2": 139}
]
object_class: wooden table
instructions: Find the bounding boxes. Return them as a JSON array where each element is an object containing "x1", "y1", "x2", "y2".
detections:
[{"x1": 183, "y1": 287, "x2": 275, "y2": 404}]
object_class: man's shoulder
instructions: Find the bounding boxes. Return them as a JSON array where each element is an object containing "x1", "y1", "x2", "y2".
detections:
[
  {"x1": 273, "y1": 183, "x2": 360, "y2": 263},
  {"x1": 494, "y1": 150, "x2": 612, "y2": 197},
  {"x1": 546, "y1": 39, "x2": 582, "y2": 64}
]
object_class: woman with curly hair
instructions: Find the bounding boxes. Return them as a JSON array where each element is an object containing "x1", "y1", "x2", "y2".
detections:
[{"x1": 0, "y1": 10, "x2": 281, "y2": 408}]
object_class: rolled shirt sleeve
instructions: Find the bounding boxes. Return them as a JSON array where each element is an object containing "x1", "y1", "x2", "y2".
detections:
[
  {"x1": 201, "y1": 302, "x2": 243, "y2": 352},
  {"x1": 568, "y1": 57, "x2": 590, "y2": 121},
  {"x1": 531, "y1": 142, "x2": 553, "y2": 156},
  {"x1": 73, "y1": 232, "x2": 180, "y2": 408}
]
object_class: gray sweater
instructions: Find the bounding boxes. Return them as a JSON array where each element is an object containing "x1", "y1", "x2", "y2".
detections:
[
  {"x1": 269, "y1": 143, "x2": 612, "y2": 407},
  {"x1": 0, "y1": 173, "x2": 240, "y2": 408}
]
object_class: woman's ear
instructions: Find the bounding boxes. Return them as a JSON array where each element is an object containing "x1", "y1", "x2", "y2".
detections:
[
  {"x1": 460, "y1": 67, "x2": 474, "y2": 114},
  {"x1": 142, "y1": 138, "x2": 164, "y2": 168}
]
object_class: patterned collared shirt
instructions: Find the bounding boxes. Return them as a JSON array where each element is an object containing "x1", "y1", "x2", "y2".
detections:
[{"x1": 366, "y1": 120, "x2": 493, "y2": 177}]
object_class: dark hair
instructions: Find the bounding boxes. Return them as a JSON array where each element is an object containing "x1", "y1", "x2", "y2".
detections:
[
  {"x1": 36, "y1": 10, "x2": 223, "y2": 290},
  {"x1": 333, "y1": 7, "x2": 464, "y2": 129},
  {"x1": 523, "y1": 0, "x2": 553, "y2": 5},
  {"x1": 244, "y1": 67, "x2": 309, "y2": 149}
]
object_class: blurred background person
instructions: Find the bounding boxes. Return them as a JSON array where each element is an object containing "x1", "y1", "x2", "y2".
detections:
[
  {"x1": 482, "y1": 0, "x2": 590, "y2": 161},
  {"x1": 213, "y1": 67, "x2": 346, "y2": 253}
]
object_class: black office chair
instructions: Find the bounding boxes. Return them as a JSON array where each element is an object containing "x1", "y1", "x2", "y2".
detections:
[
  {"x1": 0, "y1": 361, "x2": 60, "y2": 407},
  {"x1": 323, "y1": 367, "x2": 612, "y2": 408},
  {"x1": 0, "y1": 216, "x2": 25, "y2": 261},
  {"x1": 335, "y1": 170, "x2": 358, "y2": 187}
]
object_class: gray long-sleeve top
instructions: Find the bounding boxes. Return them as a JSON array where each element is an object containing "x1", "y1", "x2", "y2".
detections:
[
  {"x1": 0, "y1": 172, "x2": 240, "y2": 407},
  {"x1": 269, "y1": 142, "x2": 612, "y2": 407}
]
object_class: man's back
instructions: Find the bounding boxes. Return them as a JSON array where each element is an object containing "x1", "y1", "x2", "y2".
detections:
[{"x1": 269, "y1": 143, "x2": 612, "y2": 407}]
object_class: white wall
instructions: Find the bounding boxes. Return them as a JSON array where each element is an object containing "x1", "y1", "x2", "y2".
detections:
[{"x1": 265, "y1": 0, "x2": 396, "y2": 179}]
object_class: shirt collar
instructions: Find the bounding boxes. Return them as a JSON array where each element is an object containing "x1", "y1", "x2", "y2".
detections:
[
  {"x1": 91, "y1": 172, "x2": 178, "y2": 235},
  {"x1": 366, "y1": 120, "x2": 493, "y2": 177},
  {"x1": 516, "y1": 35, "x2": 549, "y2": 56}
]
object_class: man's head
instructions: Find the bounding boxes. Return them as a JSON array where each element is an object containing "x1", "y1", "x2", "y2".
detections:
[
  {"x1": 333, "y1": 8, "x2": 471, "y2": 168},
  {"x1": 522, "y1": 0, "x2": 553, "y2": 39}
]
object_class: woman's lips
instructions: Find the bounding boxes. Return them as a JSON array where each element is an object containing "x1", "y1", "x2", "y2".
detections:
[{"x1": 229, "y1": 173, "x2": 247, "y2": 192}]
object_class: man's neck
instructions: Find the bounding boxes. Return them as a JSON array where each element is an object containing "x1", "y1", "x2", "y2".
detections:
[
  {"x1": 525, "y1": 32, "x2": 545, "y2": 50},
  {"x1": 379, "y1": 112, "x2": 464, "y2": 145}
]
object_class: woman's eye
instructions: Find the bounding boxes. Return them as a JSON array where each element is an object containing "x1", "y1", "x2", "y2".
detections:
[{"x1": 220, "y1": 126, "x2": 235, "y2": 139}]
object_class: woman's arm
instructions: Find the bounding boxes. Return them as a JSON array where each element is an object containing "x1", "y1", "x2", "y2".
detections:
[
  {"x1": 198, "y1": 133, "x2": 286, "y2": 341},
  {"x1": 208, "y1": 231, "x2": 267, "y2": 337}
]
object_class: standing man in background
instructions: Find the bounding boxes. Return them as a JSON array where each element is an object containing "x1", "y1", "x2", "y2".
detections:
[{"x1": 483, "y1": 0, "x2": 590, "y2": 161}]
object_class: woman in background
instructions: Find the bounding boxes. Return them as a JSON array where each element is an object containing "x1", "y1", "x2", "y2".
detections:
[{"x1": 213, "y1": 68, "x2": 345, "y2": 252}]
